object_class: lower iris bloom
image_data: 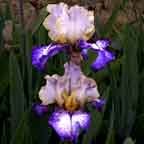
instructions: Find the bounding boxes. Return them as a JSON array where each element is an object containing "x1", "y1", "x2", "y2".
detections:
[{"x1": 33, "y1": 61, "x2": 105, "y2": 142}]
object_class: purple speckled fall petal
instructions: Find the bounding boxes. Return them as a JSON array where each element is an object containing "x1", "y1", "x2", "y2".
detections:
[
  {"x1": 71, "y1": 111, "x2": 90, "y2": 140},
  {"x1": 92, "y1": 99, "x2": 106, "y2": 111},
  {"x1": 91, "y1": 39, "x2": 110, "y2": 50},
  {"x1": 32, "y1": 103, "x2": 48, "y2": 116},
  {"x1": 49, "y1": 110, "x2": 72, "y2": 141},
  {"x1": 81, "y1": 48, "x2": 89, "y2": 60},
  {"x1": 91, "y1": 50, "x2": 115, "y2": 71},
  {"x1": 48, "y1": 110, "x2": 90, "y2": 141},
  {"x1": 78, "y1": 39, "x2": 115, "y2": 70},
  {"x1": 77, "y1": 40, "x2": 90, "y2": 60},
  {"x1": 78, "y1": 39, "x2": 110, "y2": 51},
  {"x1": 32, "y1": 44, "x2": 69, "y2": 70},
  {"x1": 77, "y1": 39, "x2": 91, "y2": 50}
]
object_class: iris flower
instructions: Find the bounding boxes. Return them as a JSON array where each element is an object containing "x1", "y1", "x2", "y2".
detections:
[
  {"x1": 43, "y1": 2, "x2": 95, "y2": 43},
  {"x1": 33, "y1": 62, "x2": 105, "y2": 142},
  {"x1": 32, "y1": 2, "x2": 115, "y2": 142},
  {"x1": 32, "y1": 3, "x2": 115, "y2": 71}
]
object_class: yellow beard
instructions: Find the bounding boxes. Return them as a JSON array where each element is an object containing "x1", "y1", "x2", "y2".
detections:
[{"x1": 62, "y1": 90, "x2": 80, "y2": 112}]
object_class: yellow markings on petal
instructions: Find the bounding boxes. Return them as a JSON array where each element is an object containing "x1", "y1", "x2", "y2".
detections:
[
  {"x1": 83, "y1": 25, "x2": 95, "y2": 41},
  {"x1": 55, "y1": 18, "x2": 67, "y2": 43},
  {"x1": 55, "y1": 18, "x2": 62, "y2": 31},
  {"x1": 58, "y1": 90, "x2": 80, "y2": 112},
  {"x1": 56, "y1": 94, "x2": 65, "y2": 107},
  {"x1": 57, "y1": 35, "x2": 67, "y2": 43},
  {"x1": 64, "y1": 91, "x2": 80, "y2": 112}
]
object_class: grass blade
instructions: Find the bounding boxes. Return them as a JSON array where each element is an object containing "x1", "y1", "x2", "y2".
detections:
[{"x1": 9, "y1": 52, "x2": 25, "y2": 134}]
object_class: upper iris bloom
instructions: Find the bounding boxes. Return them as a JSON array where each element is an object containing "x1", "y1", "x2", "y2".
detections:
[
  {"x1": 32, "y1": 2, "x2": 116, "y2": 143},
  {"x1": 43, "y1": 3, "x2": 95, "y2": 43},
  {"x1": 32, "y1": 2, "x2": 115, "y2": 71}
]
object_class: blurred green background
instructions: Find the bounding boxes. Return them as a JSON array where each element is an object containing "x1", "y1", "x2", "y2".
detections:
[{"x1": 0, "y1": 0, "x2": 144, "y2": 144}]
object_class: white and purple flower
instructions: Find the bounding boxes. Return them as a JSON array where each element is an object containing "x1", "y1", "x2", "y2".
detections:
[
  {"x1": 32, "y1": 2, "x2": 116, "y2": 142},
  {"x1": 32, "y1": 2, "x2": 115, "y2": 71},
  {"x1": 43, "y1": 3, "x2": 95, "y2": 43},
  {"x1": 33, "y1": 61, "x2": 105, "y2": 142}
]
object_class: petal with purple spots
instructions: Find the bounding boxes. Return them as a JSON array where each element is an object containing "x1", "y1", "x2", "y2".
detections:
[
  {"x1": 32, "y1": 44, "x2": 69, "y2": 70},
  {"x1": 91, "y1": 50, "x2": 115, "y2": 71},
  {"x1": 78, "y1": 39, "x2": 110, "y2": 51},
  {"x1": 77, "y1": 39, "x2": 91, "y2": 50},
  {"x1": 81, "y1": 48, "x2": 89, "y2": 60},
  {"x1": 32, "y1": 103, "x2": 48, "y2": 116},
  {"x1": 48, "y1": 110, "x2": 90, "y2": 141},
  {"x1": 49, "y1": 110, "x2": 72, "y2": 141},
  {"x1": 95, "y1": 39, "x2": 110, "y2": 49},
  {"x1": 72, "y1": 111, "x2": 90, "y2": 139},
  {"x1": 92, "y1": 99, "x2": 106, "y2": 111},
  {"x1": 77, "y1": 40, "x2": 90, "y2": 60}
]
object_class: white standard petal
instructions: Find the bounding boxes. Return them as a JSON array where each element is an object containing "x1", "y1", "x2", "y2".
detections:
[
  {"x1": 64, "y1": 62, "x2": 82, "y2": 85},
  {"x1": 43, "y1": 3, "x2": 95, "y2": 43},
  {"x1": 85, "y1": 78, "x2": 100, "y2": 101},
  {"x1": 86, "y1": 86, "x2": 100, "y2": 101},
  {"x1": 39, "y1": 75, "x2": 57, "y2": 105},
  {"x1": 43, "y1": 15, "x2": 56, "y2": 32},
  {"x1": 67, "y1": 5, "x2": 95, "y2": 42},
  {"x1": 43, "y1": 3, "x2": 69, "y2": 43},
  {"x1": 46, "y1": 3, "x2": 68, "y2": 17},
  {"x1": 76, "y1": 75, "x2": 100, "y2": 105}
]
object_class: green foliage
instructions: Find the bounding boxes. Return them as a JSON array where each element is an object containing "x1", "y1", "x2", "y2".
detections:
[
  {"x1": 105, "y1": 104, "x2": 115, "y2": 144},
  {"x1": 9, "y1": 52, "x2": 25, "y2": 133},
  {"x1": 118, "y1": 25, "x2": 138, "y2": 136},
  {"x1": 82, "y1": 106, "x2": 103, "y2": 144},
  {"x1": 32, "y1": 7, "x2": 48, "y2": 35},
  {"x1": 0, "y1": 52, "x2": 9, "y2": 98}
]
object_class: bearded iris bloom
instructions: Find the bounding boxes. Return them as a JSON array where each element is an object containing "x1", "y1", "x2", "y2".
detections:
[
  {"x1": 43, "y1": 2, "x2": 95, "y2": 44},
  {"x1": 33, "y1": 61, "x2": 105, "y2": 142},
  {"x1": 32, "y1": 2, "x2": 115, "y2": 71},
  {"x1": 32, "y1": 2, "x2": 116, "y2": 142}
]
